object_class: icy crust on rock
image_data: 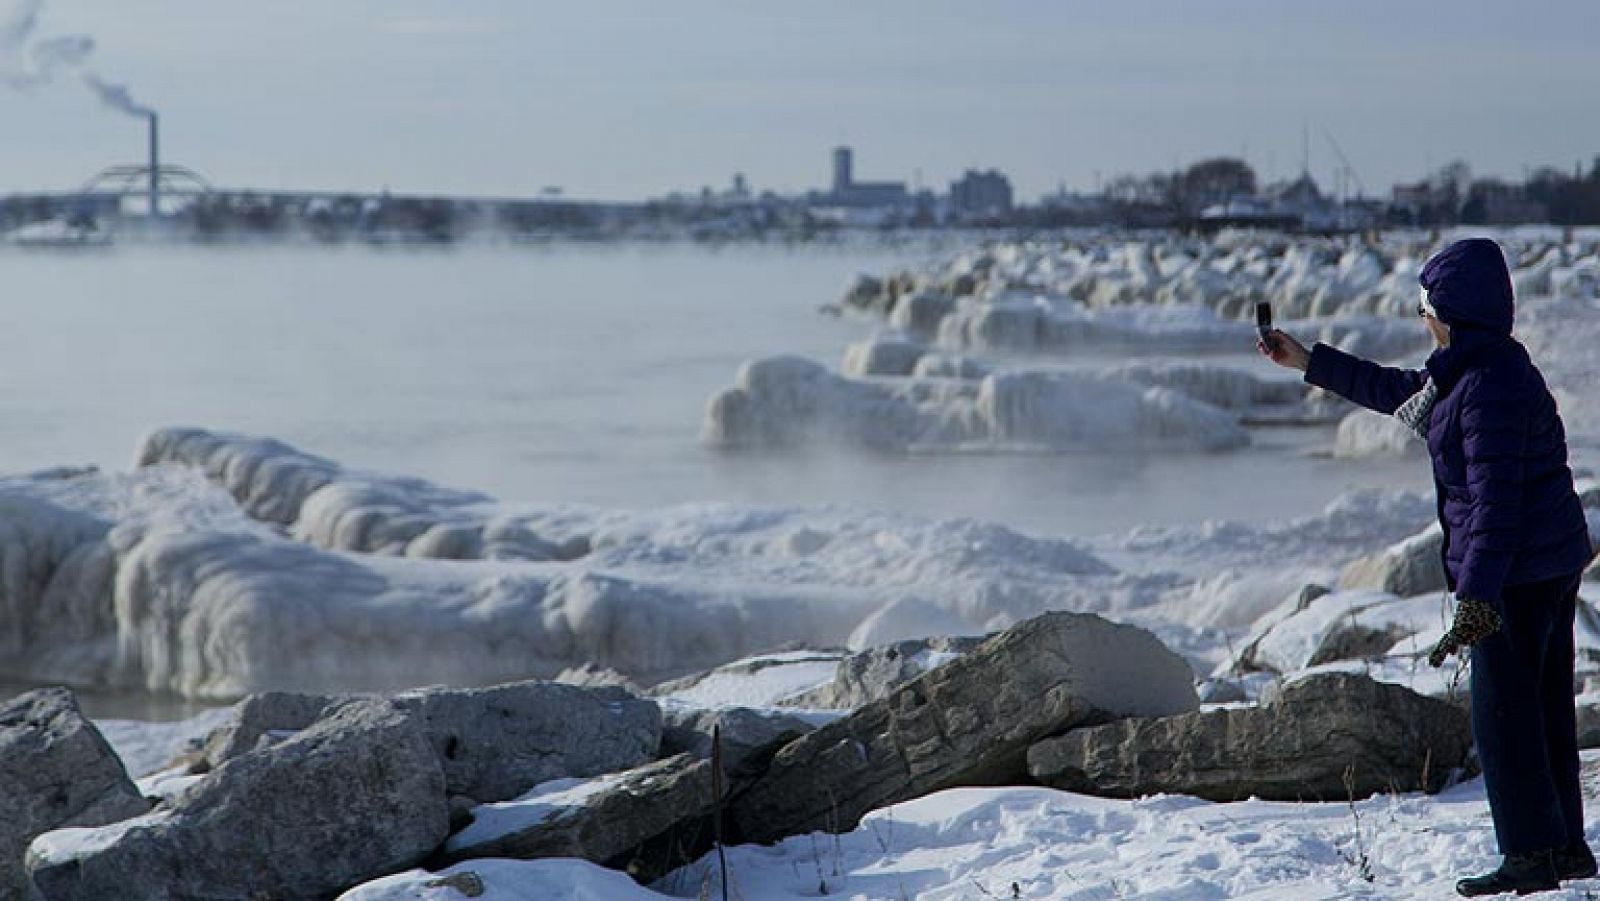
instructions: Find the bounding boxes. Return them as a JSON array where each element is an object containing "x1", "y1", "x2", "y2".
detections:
[
  {"x1": 856, "y1": 232, "x2": 1599, "y2": 331},
  {"x1": 703, "y1": 355, "x2": 1251, "y2": 453},
  {"x1": 139, "y1": 427, "x2": 585, "y2": 561},
  {"x1": 6, "y1": 427, "x2": 1454, "y2": 699},
  {"x1": 935, "y1": 291, "x2": 1429, "y2": 360},
  {"x1": 6, "y1": 440, "x2": 1213, "y2": 698}
]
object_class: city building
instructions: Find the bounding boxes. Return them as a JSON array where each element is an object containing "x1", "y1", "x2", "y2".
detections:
[
  {"x1": 949, "y1": 169, "x2": 1014, "y2": 219},
  {"x1": 816, "y1": 146, "x2": 909, "y2": 209}
]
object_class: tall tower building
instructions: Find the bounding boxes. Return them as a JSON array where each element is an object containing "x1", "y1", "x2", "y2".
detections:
[{"x1": 832, "y1": 146, "x2": 854, "y2": 194}]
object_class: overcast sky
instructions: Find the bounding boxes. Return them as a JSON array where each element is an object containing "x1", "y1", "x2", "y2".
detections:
[{"x1": 3, "y1": 0, "x2": 1598, "y2": 201}]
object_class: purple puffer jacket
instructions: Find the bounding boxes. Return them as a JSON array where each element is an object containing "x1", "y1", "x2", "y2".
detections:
[{"x1": 1304, "y1": 238, "x2": 1592, "y2": 603}]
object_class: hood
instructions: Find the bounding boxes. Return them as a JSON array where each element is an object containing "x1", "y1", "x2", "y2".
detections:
[{"x1": 1418, "y1": 237, "x2": 1514, "y2": 335}]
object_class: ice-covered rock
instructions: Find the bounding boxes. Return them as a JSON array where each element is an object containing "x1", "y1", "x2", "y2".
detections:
[
  {"x1": 27, "y1": 699, "x2": 449, "y2": 901},
  {"x1": 1027, "y1": 673, "x2": 1472, "y2": 801},
  {"x1": 886, "y1": 289, "x2": 956, "y2": 338},
  {"x1": 705, "y1": 355, "x2": 1251, "y2": 452},
  {"x1": 726, "y1": 612, "x2": 1198, "y2": 844},
  {"x1": 974, "y1": 369, "x2": 1250, "y2": 451},
  {"x1": 1339, "y1": 524, "x2": 1447, "y2": 598},
  {"x1": 1233, "y1": 590, "x2": 1448, "y2": 675},
  {"x1": 1107, "y1": 361, "x2": 1306, "y2": 410},
  {"x1": 1, "y1": 688, "x2": 150, "y2": 899},
  {"x1": 909, "y1": 352, "x2": 989, "y2": 380},
  {"x1": 839, "y1": 334, "x2": 926, "y2": 377},
  {"x1": 139, "y1": 426, "x2": 586, "y2": 562},
  {"x1": 1334, "y1": 409, "x2": 1421, "y2": 458}
]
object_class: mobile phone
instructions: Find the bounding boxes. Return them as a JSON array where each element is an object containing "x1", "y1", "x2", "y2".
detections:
[{"x1": 1256, "y1": 302, "x2": 1277, "y2": 352}]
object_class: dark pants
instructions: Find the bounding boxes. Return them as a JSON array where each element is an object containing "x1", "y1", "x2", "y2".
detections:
[{"x1": 1470, "y1": 571, "x2": 1585, "y2": 855}]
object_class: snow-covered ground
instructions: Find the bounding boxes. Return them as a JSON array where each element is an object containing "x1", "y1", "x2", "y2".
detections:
[{"x1": 346, "y1": 752, "x2": 1600, "y2": 900}]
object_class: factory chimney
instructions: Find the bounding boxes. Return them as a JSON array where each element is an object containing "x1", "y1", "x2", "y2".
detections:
[{"x1": 147, "y1": 112, "x2": 160, "y2": 219}]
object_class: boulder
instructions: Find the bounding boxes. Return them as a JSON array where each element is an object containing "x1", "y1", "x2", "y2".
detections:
[
  {"x1": 726, "y1": 612, "x2": 1198, "y2": 845},
  {"x1": 195, "y1": 683, "x2": 661, "y2": 804},
  {"x1": 195, "y1": 690, "x2": 348, "y2": 770},
  {"x1": 660, "y1": 707, "x2": 814, "y2": 775},
  {"x1": 1027, "y1": 673, "x2": 1472, "y2": 802},
  {"x1": 1338, "y1": 525, "x2": 1446, "y2": 598},
  {"x1": 391, "y1": 682, "x2": 661, "y2": 804},
  {"x1": 1577, "y1": 694, "x2": 1600, "y2": 750},
  {"x1": 839, "y1": 274, "x2": 890, "y2": 316},
  {"x1": 783, "y1": 634, "x2": 986, "y2": 709},
  {"x1": 0, "y1": 688, "x2": 149, "y2": 899},
  {"x1": 439, "y1": 754, "x2": 714, "y2": 873},
  {"x1": 28, "y1": 700, "x2": 450, "y2": 901}
]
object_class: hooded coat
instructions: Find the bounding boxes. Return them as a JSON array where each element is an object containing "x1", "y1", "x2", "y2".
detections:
[{"x1": 1304, "y1": 238, "x2": 1592, "y2": 602}]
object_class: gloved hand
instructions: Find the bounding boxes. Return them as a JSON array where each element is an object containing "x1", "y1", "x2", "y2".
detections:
[{"x1": 1427, "y1": 597, "x2": 1502, "y2": 668}]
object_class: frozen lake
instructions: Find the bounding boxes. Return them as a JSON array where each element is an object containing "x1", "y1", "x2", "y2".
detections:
[{"x1": 0, "y1": 243, "x2": 1425, "y2": 537}]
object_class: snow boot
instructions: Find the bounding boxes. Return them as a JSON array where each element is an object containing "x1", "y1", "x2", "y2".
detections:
[
  {"x1": 1555, "y1": 840, "x2": 1598, "y2": 881},
  {"x1": 1455, "y1": 850, "x2": 1560, "y2": 896}
]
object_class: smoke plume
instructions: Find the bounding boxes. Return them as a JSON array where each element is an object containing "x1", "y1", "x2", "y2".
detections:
[
  {"x1": 0, "y1": 0, "x2": 151, "y2": 116},
  {"x1": 84, "y1": 72, "x2": 152, "y2": 117}
]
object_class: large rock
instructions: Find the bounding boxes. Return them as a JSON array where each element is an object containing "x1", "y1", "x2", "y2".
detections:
[
  {"x1": 193, "y1": 682, "x2": 661, "y2": 804},
  {"x1": 1338, "y1": 525, "x2": 1446, "y2": 598},
  {"x1": 1027, "y1": 673, "x2": 1472, "y2": 802},
  {"x1": 439, "y1": 754, "x2": 714, "y2": 871},
  {"x1": 726, "y1": 612, "x2": 1197, "y2": 845},
  {"x1": 0, "y1": 688, "x2": 149, "y2": 899},
  {"x1": 783, "y1": 634, "x2": 986, "y2": 709},
  {"x1": 660, "y1": 706, "x2": 814, "y2": 776},
  {"x1": 391, "y1": 682, "x2": 661, "y2": 803},
  {"x1": 195, "y1": 690, "x2": 348, "y2": 770},
  {"x1": 27, "y1": 700, "x2": 450, "y2": 901}
]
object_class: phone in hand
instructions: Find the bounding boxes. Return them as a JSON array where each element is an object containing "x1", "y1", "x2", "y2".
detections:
[{"x1": 1256, "y1": 302, "x2": 1277, "y2": 352}]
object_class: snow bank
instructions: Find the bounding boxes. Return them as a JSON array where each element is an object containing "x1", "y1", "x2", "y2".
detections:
[
  {"x1": 347, "y1": 756, "x2": 1600, "y2": 900},
  {"x1": 703, "y1": 355, "x2": 1251, "y2": 453}
]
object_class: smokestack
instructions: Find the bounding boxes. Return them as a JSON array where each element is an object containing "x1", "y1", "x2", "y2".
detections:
[{"x1": 147, "y1": 111, "x2": 159, "y2": 219}]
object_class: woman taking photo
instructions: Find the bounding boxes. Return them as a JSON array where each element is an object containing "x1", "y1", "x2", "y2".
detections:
[{"x1": 1260, "y1": 237, "x2": 1595, "y2": 896}]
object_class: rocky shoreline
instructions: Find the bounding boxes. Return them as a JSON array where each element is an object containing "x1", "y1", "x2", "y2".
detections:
[{"x1": 5, "y1": 608, "x2": 1488, "y2": 899}]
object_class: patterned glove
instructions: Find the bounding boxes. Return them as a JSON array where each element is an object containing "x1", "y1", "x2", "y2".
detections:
[{"x1": 1427, "y1": 597, "x2": 1502, "y2": 668}]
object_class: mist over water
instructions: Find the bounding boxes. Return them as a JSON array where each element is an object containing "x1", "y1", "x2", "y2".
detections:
[{"x1": 0, "y1": 244, "x2": 1425, "y2": 537}]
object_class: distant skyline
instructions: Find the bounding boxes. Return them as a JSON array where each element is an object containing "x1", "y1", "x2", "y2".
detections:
[{"x1": 3, "y1": 0, "x2": 1598, "y2": 202}]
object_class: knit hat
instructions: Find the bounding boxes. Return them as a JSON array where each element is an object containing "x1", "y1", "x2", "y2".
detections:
[{"x1": 1418, "y1": 238, "x2": 1514, "y2": 334}]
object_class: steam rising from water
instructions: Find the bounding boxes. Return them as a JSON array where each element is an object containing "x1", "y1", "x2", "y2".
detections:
[{"x1": 0, "y1": 0, "x2": 152, "y2": 116}]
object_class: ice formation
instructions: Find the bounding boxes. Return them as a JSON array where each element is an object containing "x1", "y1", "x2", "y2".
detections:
[{"x1": 703, "y1": 355, "x2": 1252, "y2": 452}]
